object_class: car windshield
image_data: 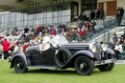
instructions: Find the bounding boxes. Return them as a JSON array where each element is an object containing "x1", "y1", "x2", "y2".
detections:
[{"x1": 50, "y1": 35, "x2": 69, "y2": 47}]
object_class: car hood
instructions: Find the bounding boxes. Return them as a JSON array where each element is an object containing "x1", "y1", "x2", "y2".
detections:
[{"x1": 63, "y1": 43, "x2": 90, "y2": 49}]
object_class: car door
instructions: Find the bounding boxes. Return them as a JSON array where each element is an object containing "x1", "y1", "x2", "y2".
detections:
[
  {"x1": 27, "y1": 45, "x2": 57, "y2": 67},
  {"x1": 38, "y1": 47, "x2": 56, "y2": 66}
]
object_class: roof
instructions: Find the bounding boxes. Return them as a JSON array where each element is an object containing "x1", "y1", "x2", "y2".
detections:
[{"x1": 0, "y1": 0, "x2": 53, "y2": 12}]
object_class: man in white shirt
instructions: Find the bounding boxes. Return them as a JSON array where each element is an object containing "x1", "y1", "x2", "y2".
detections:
[{"x1": 114, "y1": 42, "x2": 123, "y2": 59}]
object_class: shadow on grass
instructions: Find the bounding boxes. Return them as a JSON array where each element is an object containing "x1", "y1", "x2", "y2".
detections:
[
  {"x1": 20, "y1": 68, "x2": 114, "y2": 76},
  {"x1": 27, "y1": 69, "x2": 76, "y2": 75},
  {"x1": 92, "y1": 69, "x2": 115, "y2": 76}
]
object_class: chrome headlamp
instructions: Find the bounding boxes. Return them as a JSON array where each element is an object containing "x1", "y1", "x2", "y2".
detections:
[{"x1": 89, "y1": 42, "x2": 97, "y2": 53}]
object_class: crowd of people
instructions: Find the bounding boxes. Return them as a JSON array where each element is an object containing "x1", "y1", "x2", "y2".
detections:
[
  {"x1": 109, "y1": 33, "x2": 125, "y2": 60},
  {"x1": 0, "y1": 21, "x2": 96, "y2": 59},
  {"x1": 0, "y1": 25, "x2": 125, "y2": 60},
  {"x1": 0, "y1": 7, "x2": 124, "y2": 60},
  {"x1": 72, "y1": 9, "x2": 105, "y2": 22}
]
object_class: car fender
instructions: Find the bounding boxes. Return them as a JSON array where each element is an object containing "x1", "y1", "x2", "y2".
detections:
[
  {"x1": 106, "y1": 48, "x2": 115, "y2": 55},
  {"x1": 10, "y1": 52, "x2": 28, "y2": 68},
  {"x1": 73, "y1": 50, "x2": 94, "y2": 59},
  {"x1": 61, "y1": 50, "x2": 94, "y2": 68}
]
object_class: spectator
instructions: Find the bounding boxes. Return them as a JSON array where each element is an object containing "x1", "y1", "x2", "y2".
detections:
[
  {"x1": 100, "y1": 9, "x2": 105, "y2": 19},
  {"x1": 108, "y1": 41, "x2": 115, "y2": 50},
  {"x1": 79, "y1": 13, "x2": 84, "y2": 21},
  {"x1": 23, "y1": 43, "x2": 29, "y2": 53},
  {"x1": 35, "y1": 26, "x2": 42, "y2": 35},
  {"x1": 50, "y1": 26, "x2": 57, "y2": 36},
  {"x1": 24, "y1": 27, "x2": 29, "y2": 34},
  {"x1": 114, "y1": 42, "x2": 123, "y2": 59},
  {"x1": 90, "y1": 10, "x2": 95, "y2": 20},
  {"x1": 119, "y1": 37, "x2": 124, "y2": 44},
  {"x1": 0, "y1": 44, "x2": 3, "y2": 59},
  {"x1": 69, "y1": 26, "x2": 81, "y2": 42},
  {"x1": 116, "y1": 7, "x2": 124, "y2": 26},
  {"x1": 83, "y1": 21, "x2": 91, "y2": 31},
  {"x1": 95, "y1": 9, "x2": 100, "y2": 19},
  {"x1": 2, "y1": 38, "x2": 10, "y2": 59},
  {"x1": 116, "y1": 7, "x2": 120, "y2": 25},
  {"x1": 83, "y1": 10, "x2": 91, "y2": 20},
  {"x1": 120, "y1": 7, "x2": 124, "y2": 19},
  {"x1": 78, "y1": 26, "x2": 87, "y2": 40},
  {"x1": 11, "y1": 27, "x2": 18, "y2": 36}
]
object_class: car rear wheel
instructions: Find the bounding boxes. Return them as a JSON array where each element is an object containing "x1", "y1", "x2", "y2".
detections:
[
  {"x1": 13, "y1": 58, "x2": 28, "y2": 73},
  {"x1": 98, "y1": 63, "x2": 114, "y2": 71},
  {"x1": 74, "y1": 56, "x2": 94, "y2": 75}
]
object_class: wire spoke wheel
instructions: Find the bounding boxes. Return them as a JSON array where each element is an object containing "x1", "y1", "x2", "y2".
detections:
[
  {"x1": 74, "y1": 56, "x2": 94, "y2": 75},
  {"x1": 13, "y1": 58, "x2": 27, "y2": 73}
]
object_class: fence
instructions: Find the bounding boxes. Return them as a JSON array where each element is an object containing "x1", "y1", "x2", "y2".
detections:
[
  {"x1": 88, "y1": 16, "x2": 117, "y2": 41},
  {"x1": 90, "y1": 26, "x2": 125, "y2": 43}
]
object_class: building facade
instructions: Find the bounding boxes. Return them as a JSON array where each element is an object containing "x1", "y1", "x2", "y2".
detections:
[
  {"x1": 0, "y1": 0, "x2": 124, "y2": 31},
  {"x1": 98, "y1": 0, "x2": 125, "y2": 16},
  {"x1": 0, "y1": 0, "x2": 98, "y2": 31}
]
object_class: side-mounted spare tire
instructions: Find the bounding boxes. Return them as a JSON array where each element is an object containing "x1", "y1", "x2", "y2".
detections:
[
  {"x1": 13, "y1": 57, "x2": 28, "y2": 73},
  {"x1": 54, "y1": 47, "x2": 71, "y2": 68}
]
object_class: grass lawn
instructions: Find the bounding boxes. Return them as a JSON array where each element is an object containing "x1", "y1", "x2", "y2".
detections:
[{"x1": 0, "y1": 60, "x2": 125, "y2": 83}]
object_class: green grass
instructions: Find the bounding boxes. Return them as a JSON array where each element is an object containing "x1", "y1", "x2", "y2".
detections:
[{"x1": 0, "y1": 60, "x2": 125, "y2": 83}]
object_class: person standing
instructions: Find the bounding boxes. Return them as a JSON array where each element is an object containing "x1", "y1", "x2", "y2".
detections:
[
  {"x1": 96, "y1": 9, "x2": 100, "y2": 19},
  {"x1": 100, "y1": 9, "x2": 105, "y2": 20},
  {"x1": 114, "y1": 41, "x2": 123, "y2": 59},
  {"x1": 116, "y1": 7, "x2": 121, "y2": 25},
  {"x1": 2, "y1": 38, "x2": 10, "y2": 59},
  {"x1": 120, "y1": 7, "x2": 124, "y2": 25},
  {"x1": 50, "y1": 26, "x2": 57, "y2": 36},
  {"x1": 90, "y1": 10, "x2": 95, "y2": 20},
  {"x1": 116, "y1": 7, "x2": 124, "y2": 26}
]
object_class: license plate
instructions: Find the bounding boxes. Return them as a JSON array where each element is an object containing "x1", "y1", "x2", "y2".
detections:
[{"x1": 104, "y1": 59, "x2": 113, "y2": 63}]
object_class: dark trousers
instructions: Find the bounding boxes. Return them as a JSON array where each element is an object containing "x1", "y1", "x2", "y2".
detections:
[
  {"x1": 117, "y1": 16, "x2": 122, "y2": 26},
  {"x1": 3, "y1": 52, "x2": 9, "y2": 59},
  {"x1": 0, "y1": 54, "x2": 2, "y2": 59},
  {"x1": 115, "y1": 50, "x2": 120, "y2": 60}
]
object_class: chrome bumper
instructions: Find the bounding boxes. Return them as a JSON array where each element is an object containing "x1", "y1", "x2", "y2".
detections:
[{"x1": 95, "y1": 59, "x2": 116, "y2": 66}]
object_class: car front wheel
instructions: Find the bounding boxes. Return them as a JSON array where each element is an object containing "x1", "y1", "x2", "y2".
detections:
[
  {"x1": 13, "y1": 58, "x2": 28, "y2": 73},
  {"x1": 74, "y1": 56, "x2": 94, "y2": 75}
]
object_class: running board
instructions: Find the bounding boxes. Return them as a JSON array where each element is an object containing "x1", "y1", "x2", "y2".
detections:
[{"x1": 28, "y1": 65, "x2": 58, "y2": 69}]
